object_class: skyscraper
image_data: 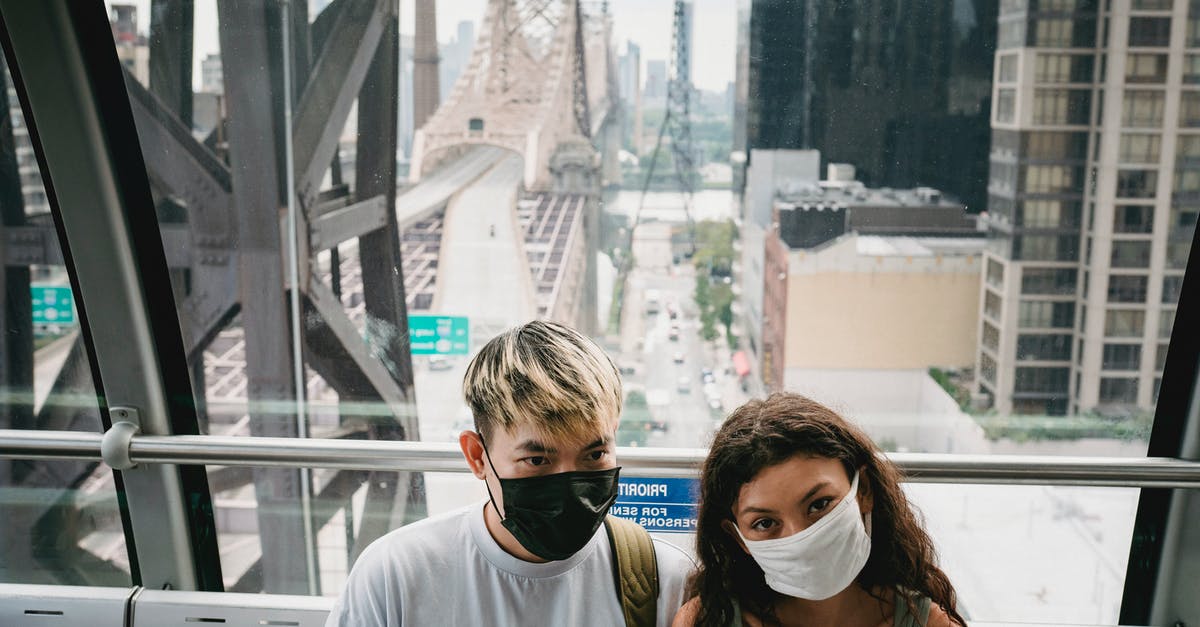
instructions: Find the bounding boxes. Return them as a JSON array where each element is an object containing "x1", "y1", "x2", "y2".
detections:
[
  {"x1": 746, "y1": 0, "x2": 997, "y2": 213},
  {"x1": 978, "y1": 0, "x2": 1195, "y2": 416}
]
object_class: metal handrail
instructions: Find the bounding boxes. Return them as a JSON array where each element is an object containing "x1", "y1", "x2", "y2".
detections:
[{"x1": 2, "y1": 428, "x2": 1200, "y2": 486}]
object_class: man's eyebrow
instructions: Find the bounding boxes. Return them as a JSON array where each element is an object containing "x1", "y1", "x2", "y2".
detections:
[
  {"x1": 515, "y1": 439, "x2": 554, "y2": 454},
  {"x1": 584, "y1": 435, "x2": 612, "y2": 449}
]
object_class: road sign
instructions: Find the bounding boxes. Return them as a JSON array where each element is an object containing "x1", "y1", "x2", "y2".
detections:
[
  {"x1": 610, "y1": 477, "x2": 698, "y2": 533},
  {"x1": 409, "y1": 315, "x2": 469, "y2": 355},
  {"x1": 31, "y1": 285, "x2": 76, "y2": 326}
]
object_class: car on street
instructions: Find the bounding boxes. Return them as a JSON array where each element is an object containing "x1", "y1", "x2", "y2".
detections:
[
  {"x1": 668, "y1": 325, "x2": 680, "y2": 341},
  {"x1": 676, "y1": 376, "x2": 692, "y2": 393},
  {"x1": 700, "y1": 367, "x2": 715, "y2": 384},
  {"x1": 672, "y1": 351, "x2": 685, "y2": 364}
]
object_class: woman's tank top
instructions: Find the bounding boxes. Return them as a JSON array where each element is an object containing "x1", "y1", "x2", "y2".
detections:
[{"x1": 728, "y1": 589, "x2": 932, "y2": 626}]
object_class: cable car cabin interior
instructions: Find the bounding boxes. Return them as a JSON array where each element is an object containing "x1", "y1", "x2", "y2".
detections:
[{"x1": 1, "y1": 0, "x2": 1199, "y2": 625}]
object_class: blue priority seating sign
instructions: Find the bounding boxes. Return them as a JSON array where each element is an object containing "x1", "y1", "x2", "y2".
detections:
[{"x1": 610, "y1": 477, "x2": 698, "y2": 533}]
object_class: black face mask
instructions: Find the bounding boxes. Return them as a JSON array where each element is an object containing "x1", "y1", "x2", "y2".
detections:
[{"x1": 479, "y1": 435, "x2": 620, "y2": 561}]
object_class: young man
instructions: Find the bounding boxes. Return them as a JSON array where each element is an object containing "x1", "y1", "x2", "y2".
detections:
[{"x1": 326, "y1": 320, "x2": 694, "y2": 626}]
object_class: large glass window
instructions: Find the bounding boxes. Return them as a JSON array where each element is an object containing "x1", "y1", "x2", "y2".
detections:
[
  {"x1": 1099, "y1": 377, "x2": 1139, "y2": 403},
  {"x1": 0, "y1": 53, "x2": 130, "y2": 586},
  {"x1": 1180, "y1": 91, "x2": 1200, "y2": 127},
  {"x1": 30, "y1": 0, "x2": 1184, "y2": 620}
]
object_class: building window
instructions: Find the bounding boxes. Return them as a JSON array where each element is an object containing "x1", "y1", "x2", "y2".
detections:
[
  {"x1": 1131, "y1": 0, "x2": 1173, "y2": 9},
  {"x1": 1111, "y1": 240, "x2": 1153, "y2": 268},
  {"x1": 1107, "y1": 274, "x2": 1149, "y2": 303},
  {"x1": 987, "y1": 259, "x2": 1005, "y2": 287},
  {"x1": 1160, "y1": 308, "x2": 1176, "y2": 338},
  {"x1": 1118, "y1": 133, "x2": 1161, "y2": 163},
  {"x1": 999, "y1": 54, "x2": 1018, "y2": 83},
  {"x1": 1156, "y1": 343, "x2": 1170, "y2": 371},
  {"x1": 1174, "y1": 166, "x2": 1200, "y2": 197},
  {"x1": 1099, "y1": 377, "x2": 1139, "y2": 404},
  {"x1": 1024, "y1": 131, "x2": 1088, "y2": 159},
  {"x1": 1102, "y1": 344, "x2": 1142, "y2": 370},
  {"x1": 1167, "y1": 240, "x2": 1191, "y2": 269},
  {"x1": 1035, "y1": 53, "x2": 1093, "y2": 83},
  {"x1": 996, "y1": 88, "x2": 1016, "y2": 123},
  {"x1": 1179, "y1": 135, "x2": 1200, "y2": 161},
  {"x1": 1021, "y1": 199, "x2": 1081, "y2": 228},
  {"x1": 1023, "y1": 164, "x2": 1080, "y2": 193},
  {"x1": 1105, "y1": 309, "x2": 1146, "y2": 337},
  {"x1": 1022, "y1": 267, "x2": 1078, "y2": 294},
  {"x1": 1033, "y1": 88, "x2": 1091, "y2": 124},
  {"x1": 1180, "y1": 92, "x2": 1200, "y2": 127},
  {"x1": 1114, "y1": 205, "x2": 1154, "y2": 233},
  {"x1": 983, "y1": 321, "x2": 1001, "y2": 351},
  {"x1": 1188, "y1": 14, "x2": 1200, "y2": 47},
  {"x1": 1122, "y1": 91, "x2": 1165, "y2": 127},
  {"x1": 1014, "y1": 366, "x2": 1070, "y2": 394},
  {"x1": 1163, "y1": 275, "x2": 1184, "y2": 304},
  {"x1": 984, "y1": 291, "x2": 1003, "y2": 320},
  {"x1": 1034, "y1": 18, "x2": 1076, "y2": 47},
  {"x1": 1126, "y1": 53, "x2": 1169, "y2": 83},
  {"x1": 1128, "y1": 17, "x2": 1172, "y2": 47},
  {"x1": 1017, "y1": 334, "x2": 1073, "y2": 361},
  {"x1": 1116, "y1": 169, "x2": 1158, "y2": 198},
  {"x1": 999, "y1": 19, "x2": 1026, "y2": 49},
  {"x1": 1015, "y1": 234, "x2": 1079, "y2": 261},
  {"x1": 980, "y1": 352, "x2": 998, "y2": 383},
  {"x1": 1018, "y1": 300, "x2": 1076, "y2": 328},
  {"x1": 1185, "y1": 54, "x2": 1200, "y2": 83}
]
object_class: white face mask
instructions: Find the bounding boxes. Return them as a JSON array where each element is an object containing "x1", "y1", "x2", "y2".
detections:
[{"x1": 734, "y1": 470, "x2": 872, "y2": 601}]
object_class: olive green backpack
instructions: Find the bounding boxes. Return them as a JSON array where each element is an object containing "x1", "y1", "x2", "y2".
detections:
[{"x1": 604, "y1": 515, "x2": 659, "y2": 627}]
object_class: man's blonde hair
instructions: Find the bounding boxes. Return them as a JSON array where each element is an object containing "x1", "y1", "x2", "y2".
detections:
[{"x1": 463, "y1": 320, "x2": 622, "y2": 443}]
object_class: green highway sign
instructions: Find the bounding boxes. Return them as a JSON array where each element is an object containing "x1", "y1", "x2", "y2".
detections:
[
  {"x1": 31, "y1": 285, "x2": 76, "y2": 326},
  {"x1": 409, "y1": 315, "x2": 469, "y2": 355}
]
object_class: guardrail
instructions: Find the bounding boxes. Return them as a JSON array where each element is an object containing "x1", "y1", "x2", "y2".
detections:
[{"x1": 1, "y1": 428, "x2": 1199, "y2": 487}]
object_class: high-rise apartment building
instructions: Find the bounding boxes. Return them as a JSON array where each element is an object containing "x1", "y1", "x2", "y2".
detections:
[
  {"x1": 746, "y1": 0, "x2": 997, "y2": 214},
  {"x1": 978, "y1": 0, "x2": 1196, "y2": 416}
]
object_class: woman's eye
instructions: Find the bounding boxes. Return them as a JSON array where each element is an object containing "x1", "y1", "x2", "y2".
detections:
[
  {"x1": 809, "y1": 497, "x2": 834, "y2": 515},
  {"x1": 750, "y1": 518, "x2": 776, "y2": 532}
]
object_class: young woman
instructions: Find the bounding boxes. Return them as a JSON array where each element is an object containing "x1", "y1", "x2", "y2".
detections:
[{"x1": 674, "y1": 393, "x2": 966, "y2": 627}]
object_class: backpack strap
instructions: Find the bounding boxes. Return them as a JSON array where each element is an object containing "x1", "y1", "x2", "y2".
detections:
[{"x1": 604, "y1": 515, "x2": 659, "y2": 627}]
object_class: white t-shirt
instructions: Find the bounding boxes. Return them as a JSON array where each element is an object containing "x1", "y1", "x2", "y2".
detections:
[{"x1": 325, "y1": 501, "x2": 695, "y2": 626}]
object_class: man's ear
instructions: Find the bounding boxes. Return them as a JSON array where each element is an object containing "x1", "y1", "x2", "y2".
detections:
[
  {"x1": 721, "y1": 519, "x2": 751, "y2": 556},
  {"x1": 460, "y1": 430, "x2": 488, "y2": 480},
  {"x1": 857, "y1": 466, "x2": 874, "y2": 516}
]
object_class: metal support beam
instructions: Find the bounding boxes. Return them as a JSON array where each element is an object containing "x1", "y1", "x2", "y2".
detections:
[
  {"x1": 308, "y1": 194, "x2": 387, "y2": 251},
  {"x1": 304, "y1": 281, "x2": 412, "y2": 426},
  {"x1": 217, "y1": 0, "x2": 312, "y2": 595},
  {"x1": 292, "y1": 0, "x2": 387, "y2": 211}
]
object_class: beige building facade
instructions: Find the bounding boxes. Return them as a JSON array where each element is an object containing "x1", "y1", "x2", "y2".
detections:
[{"x1": 762, "y1": 232, "x2": 985, "y2": 390}]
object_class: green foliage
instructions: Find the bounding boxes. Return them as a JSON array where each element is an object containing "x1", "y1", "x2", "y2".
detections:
[
  {"x1": 617, "y1": 389, "x2": 653, "y2": 447},
  {"x1": 928, "y1": 367, "x2": 972, "y2": 412},
  {"x1": 973, "y1": 412, "x2": 1154, "y2": 443},
  {"x1": 691, "y1": 220, "x2": 737, "y2": 344}
]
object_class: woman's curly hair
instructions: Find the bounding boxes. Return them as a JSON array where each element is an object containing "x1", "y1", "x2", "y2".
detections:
[{"x1": 687, "y1": 393, "x2": 966, "y2": 626}]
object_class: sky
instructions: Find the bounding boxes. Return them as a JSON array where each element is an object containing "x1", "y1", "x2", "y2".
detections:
[{"x1": 107, "y1": 0, "x2": 736, "y2": 94}]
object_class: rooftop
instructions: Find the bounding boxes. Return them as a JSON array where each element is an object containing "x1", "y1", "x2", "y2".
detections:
[{"x1": 776, "y1": 181, "x2": 963, "y2": 210}]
